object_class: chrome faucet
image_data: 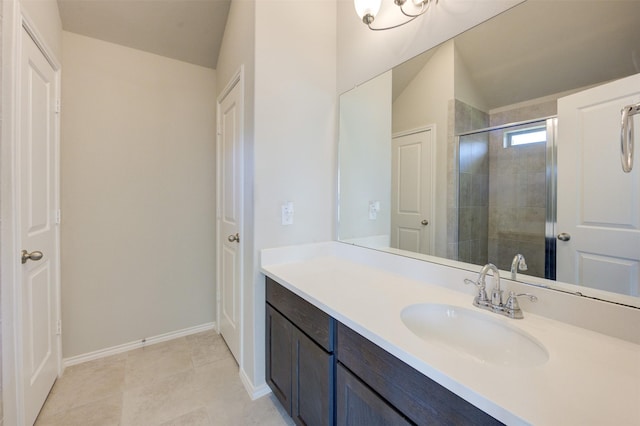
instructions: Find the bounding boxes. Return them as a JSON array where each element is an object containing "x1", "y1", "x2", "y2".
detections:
[
  {"x1": 510, "y1": 254, "x2": 528, "y2": 280},
  {"x1": 480, "y1": 263, "x2": 504, "y2": 307},
  {"x1": 464, "y1": 263, "x2": 500, "y2": 308},
  {"x1": 465, "y1": 262, "x2": 538, "y2": 319}
]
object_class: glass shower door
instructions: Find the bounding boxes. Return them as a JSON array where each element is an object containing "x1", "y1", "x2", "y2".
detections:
[{"x1": 457, "y1": 117, "x2": 557, "y2": 280}]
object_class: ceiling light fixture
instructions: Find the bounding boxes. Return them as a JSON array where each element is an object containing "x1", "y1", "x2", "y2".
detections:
[{"x1": 354, "y1": 0, "x2": 435, "y2": 31}]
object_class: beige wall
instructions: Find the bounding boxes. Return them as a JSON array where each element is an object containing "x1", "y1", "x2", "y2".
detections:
[
  {"x1": 21, "y1": 0, "x2": 62, "y2": 59},
  {"x1": 61, "y1": 32, "x2": 217, "y2": 358},
  {"x1": 215, "y1": 0, "x2": 337, "y2": 393},
  {"x1": 251, "y1": 0, "x2": 337, "y2": 390},
  {"x1": 393, "y1": 41, "x2": 454, "y2": 257},
  {"x1": 340, "y1": 71, "x2": 392, "y2": 242}
]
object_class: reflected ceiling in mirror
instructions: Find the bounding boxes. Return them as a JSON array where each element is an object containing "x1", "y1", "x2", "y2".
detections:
[{"x1": 337, "y1": 0, "x2": 640, "y2": 307}]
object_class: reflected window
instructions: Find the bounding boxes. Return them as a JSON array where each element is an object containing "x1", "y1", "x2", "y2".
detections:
[{"x1": 504, "y1": 126, "x2": 546, "y2": 147}]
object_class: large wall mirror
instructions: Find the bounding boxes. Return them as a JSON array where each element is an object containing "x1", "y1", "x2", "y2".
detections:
[{"x1": 338, "y1": 0, "x2": 640, "y2": 308}]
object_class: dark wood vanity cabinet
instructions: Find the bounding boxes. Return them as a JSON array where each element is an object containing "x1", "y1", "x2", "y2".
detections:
[
  {"x1": 265, "y1": 277, "x2": 502, "y2": 426},
  {"x1": 336, "y1": 323, "x2": 502, "y2": 426},
  {"x1": 336, "y1": 362, "x2": 411, "y2": 426},
  {"x1": 265, "y1": 277, "x2": 335, "y2": 426}
]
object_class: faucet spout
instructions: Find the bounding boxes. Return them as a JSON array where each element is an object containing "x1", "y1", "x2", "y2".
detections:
[
  {"x1": 479, "y1": 263, "x2": 500, "y2": 289},
  {"x1": 479, "y1": 263, "x2": 502, "y2": 306},
  {"x1": 510, "y1": 254, "x2": 528, "y2": 280},
  {"x1": 465, "y1": 262, "x2": 538, "y2": 319}
]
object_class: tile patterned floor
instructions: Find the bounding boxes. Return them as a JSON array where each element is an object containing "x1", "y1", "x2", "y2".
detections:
[{"x1": 35, "y1": 330, "x2": 294, "y2": 426}]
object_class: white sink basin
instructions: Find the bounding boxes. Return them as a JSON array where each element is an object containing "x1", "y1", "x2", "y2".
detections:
[{"x1": 401, "y1": 303, "x2": 549, "y2": 367}]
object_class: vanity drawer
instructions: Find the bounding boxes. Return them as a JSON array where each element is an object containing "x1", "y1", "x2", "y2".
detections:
[
  {"x1": 266, "y1": 277, "x2": 335, "y2": 352},
  {"x1": 336, "y1": 322, "x2": 502, "y2": 426}
]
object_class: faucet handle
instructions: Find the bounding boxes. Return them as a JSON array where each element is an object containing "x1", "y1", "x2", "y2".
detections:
[
  {"x1": 464, "y1": 278, "x2": 489, "y2": 304},
  {"x1": 464, "y1": 278, "x2": 481, "y2": 288},
  {"x1": 505, "y1": 292, "x2": 538, "y2": 310}
]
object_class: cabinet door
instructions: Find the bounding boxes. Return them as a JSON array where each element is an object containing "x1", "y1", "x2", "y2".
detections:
[
  {"x1": 337, "y1": 363, "x2": 411, "y2": 426},
  {"x1": 266, "y1": 305, "x2": 293, "y2": 413},
  {"x1": 337, "y1": 323, "x2": 501, "y2": 425},
  {"x1": 292, "y1": 328, "x2": 334, "y2": 426}
]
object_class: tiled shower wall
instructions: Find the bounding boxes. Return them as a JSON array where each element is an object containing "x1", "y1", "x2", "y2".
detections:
[
  {"x1": 450, "y1": 98, "x2": 557, "y2": 279},
  {"x1": 486, "y1": 125, "x2": 547, "y2": 277},
  {"x1": 447, "y1": 99, "x2": 489, "y2": 261},
  {"x1": 487, "y1": 100, "x2": 557, "y2": 278},
  {"x1": 458, "y1": 129, "x2": 490, "y2": 265}
]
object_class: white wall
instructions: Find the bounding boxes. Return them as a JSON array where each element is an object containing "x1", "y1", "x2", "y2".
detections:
[
  {"x1": 454, "y1": 42, "x2": 488, "y2": 112},
  {"x1": 251, "y1": 0, "x2": 336, "y2": 389},
  {"x1": 60, "y1": 32, "x2": 217, "y2": 357},
  {"x1": 392, "y1": 41, "x2": 454, "y2": 257},
  {"x1": 339, "y1": 71, "x2": 392, "y2": 241}
]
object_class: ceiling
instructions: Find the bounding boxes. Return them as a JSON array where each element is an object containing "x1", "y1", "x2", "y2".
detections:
[
  {"x1": 57, "y1": 0, "x2": 231, "y2": 69},
  {"x1": 393, "y1": 1, "x2": 640, "y2": 110}
]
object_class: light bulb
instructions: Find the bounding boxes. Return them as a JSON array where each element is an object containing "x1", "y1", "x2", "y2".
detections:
[{"x1": 354, "y1": 0, "x2": 382, "y2": 20}]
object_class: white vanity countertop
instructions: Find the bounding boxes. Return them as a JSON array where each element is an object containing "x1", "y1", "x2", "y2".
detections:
[{"x1": 260, "y1": 242, "x2": 640, "y2": 425}]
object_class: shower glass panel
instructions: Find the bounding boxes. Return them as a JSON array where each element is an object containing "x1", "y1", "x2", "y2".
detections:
[{"x1": 457, "y1": 118, "x2": 557, "y2": 280}]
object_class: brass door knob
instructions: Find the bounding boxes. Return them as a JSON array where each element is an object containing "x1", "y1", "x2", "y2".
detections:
[{"x1": 228, "y1": 233, "x2": 240, "y2": 243}]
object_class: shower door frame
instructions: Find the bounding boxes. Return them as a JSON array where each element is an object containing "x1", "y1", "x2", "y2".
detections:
[{"x1": 455, "y1": 116, "x2": 558, "y2": 280}]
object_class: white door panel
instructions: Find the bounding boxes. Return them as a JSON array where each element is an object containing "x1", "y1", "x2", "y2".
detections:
[
  {"x1": 20, "y1": 27, "x2": 60, "y2": 425},
  {"x1": 557, "y1": 72, "x2": 640, "y2": 296},
  {"x1": 218, "y1": 75, "x2": 243, "y2": 363},
  {"x1": 391, "y1": 130, "x2": 434, "y2": 254}
]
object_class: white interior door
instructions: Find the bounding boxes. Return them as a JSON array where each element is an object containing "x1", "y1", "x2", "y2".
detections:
[
  {"x1": 20, "y1": 27, "x2": 60, "y2": 425},
  {"x1": 391, "y1": 129, "x2": 434, "y2": 254},
  {"x1": 557, "y1": 72, "x2": 640, "y2": 296},
  {"x1": 218, "y1": 74, "x2": 243, "y2": 363}
]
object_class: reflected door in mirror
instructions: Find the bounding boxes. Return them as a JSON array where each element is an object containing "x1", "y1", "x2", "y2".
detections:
[
  {"x1": 391, "y1": 129, "x2": 434, "y2": 254},
  {"x1": 557, "y1": 73, "x2": 640, "y2": 297}
]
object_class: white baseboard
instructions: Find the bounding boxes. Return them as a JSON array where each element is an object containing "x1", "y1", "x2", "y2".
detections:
[
  {"x1": 62, "y1": 322, "x2": 216, "y2": 369},
  {"x1": 240, "y1": 368, "x2": 272, "y2": 400}
]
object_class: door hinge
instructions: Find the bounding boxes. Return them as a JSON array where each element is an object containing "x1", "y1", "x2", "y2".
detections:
[
  {"x1": 55, "y1": 209, "x2": 61, "y2": 225},
  {"x1": 56, "y1": 320, "x2": 62, "y2": 335},
  {"x1": 55, "y1": 99, "x2": 61, "y2": 114}
]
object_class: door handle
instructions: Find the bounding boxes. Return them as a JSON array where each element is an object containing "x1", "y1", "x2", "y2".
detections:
[
  {"x1": 21, "y1": 250, "x2": 44, "y2": 264},
  {"x1": 557, "y1": 233, "x2": 571, "y2": 242},
  {"x1": 620, "y1": 102, "x2": 639, "y2": 173},
  {"x1": 421, "y1": 220, "x2": 429, "y2": 226},
  {"x1": 228, "y1": 233, "x2": 240, "y2": 243}
]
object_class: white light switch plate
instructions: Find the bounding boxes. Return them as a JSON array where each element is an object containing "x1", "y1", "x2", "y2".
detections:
[{"x1": 282, "y1": 202, "x2": 294, "y2": 225}]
